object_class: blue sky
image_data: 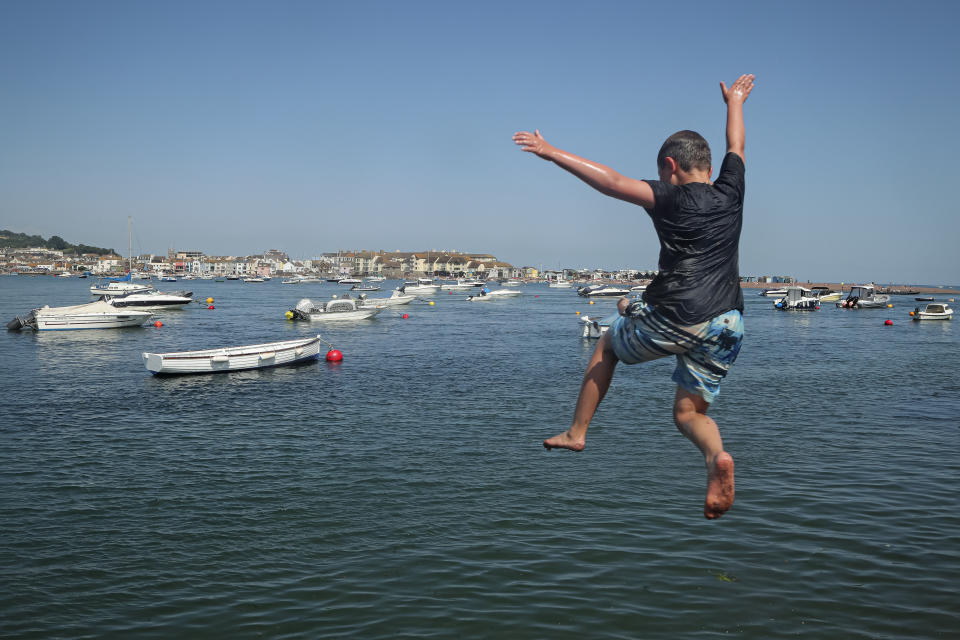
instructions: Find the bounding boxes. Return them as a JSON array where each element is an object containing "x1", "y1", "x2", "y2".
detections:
[{"x1": 2, "y1": 0, "x2": 958, "y2": 284}]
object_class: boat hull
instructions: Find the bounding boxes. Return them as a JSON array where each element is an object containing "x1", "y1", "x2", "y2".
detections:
[
  {"x1": 143, "y1": 336, "x2": 322, "y2": 374},
  {"x1": 306, "y1": 308, "x2": 382, "y2": 321},
  {"x1": 36, "y1": 311, "x2": 152, "y2": 330}
]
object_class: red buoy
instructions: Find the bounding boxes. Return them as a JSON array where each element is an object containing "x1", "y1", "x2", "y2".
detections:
[
  {"x1": 326, "y1": 349, "x2": 343, "y2": 362},
  {"x1": 208, "y1": 304, "x2": 215, "y2": 309},
  {"x1": 153, "y1": 320, "x2": 163, "y2": 328},
  {"x1": 402, "y1": 313, "x2": 409, "y2": 319},
  {"x1": 884, "y1": 319, "x2": 893, "y2": 326}
]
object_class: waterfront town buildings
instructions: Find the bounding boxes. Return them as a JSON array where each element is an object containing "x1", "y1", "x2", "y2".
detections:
[{"x1": 0, "y1": 245, "x2": 797, "y2": 284}]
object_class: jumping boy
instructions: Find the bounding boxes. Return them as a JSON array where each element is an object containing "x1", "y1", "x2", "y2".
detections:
[{"x1": 513, "y1": 74, "x2": 755, "y2": 519}]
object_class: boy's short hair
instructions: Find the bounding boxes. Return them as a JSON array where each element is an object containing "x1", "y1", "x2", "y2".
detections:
[{"x1": 657, "y1": 130, "x2": 711, "y2": 172}]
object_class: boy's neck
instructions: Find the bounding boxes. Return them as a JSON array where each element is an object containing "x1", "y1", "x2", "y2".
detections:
[{"x1": 671, "y1": 167, "x2": 713, "y2": 186}]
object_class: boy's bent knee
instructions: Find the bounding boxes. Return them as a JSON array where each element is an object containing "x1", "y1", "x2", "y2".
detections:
[{"x1": 673, "y1": 387, "x2": 709, "y2": 427}]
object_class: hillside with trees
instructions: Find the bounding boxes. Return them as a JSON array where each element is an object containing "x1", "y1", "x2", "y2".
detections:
[{"x1": 0, "y1": 230, "x2": 115, "y2": 255}]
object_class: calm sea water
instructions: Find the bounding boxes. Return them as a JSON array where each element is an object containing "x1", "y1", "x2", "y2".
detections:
[{"x1": 1, "y1": 277, "x2": 957, "y2": 639}]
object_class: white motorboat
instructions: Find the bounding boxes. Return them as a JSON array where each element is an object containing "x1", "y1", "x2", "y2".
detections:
[
  {"x1": 580, "y1": 314, "x2": 612, "y2": 338},
  {"x1": 400, "y1": 279, "x2": 440, "y2": 295},
  {"x1": 367, "y1": 276, "x2": 386, "y2": 282},
  {"x1": 143, "y1": 335, "x2": 323, "y2": 375},
  {"x1": 441, "y1": 279, "x2": 484, "y2": 291},
  {"x1": 548, "y1": 279, "x2": 573, "y2": 288},
  {"x1": 912, "y1": 302, "x2": 952, "y2": 320},
  {"x1": 358, "y1": 289, "x2": 416, "y2": 307},
  {"x1": 758, "y1": 288, "x2": 789, "y2": 297},
  {"x1": 810, "y1": 286, "x2": 841, "y2": 302},
  {"x1": 774, "y1": 287, "x2": 820, "y2": 311},
  {"x1": 351, "y1": 282, "x2": 381, "y2": 291},
  {"x1": 90, "y1": 279, "x2": 154, "y2": 296},
  {"x1": 466, "y1": 288, "x2": 522, "y2": 301},
  {"x1": 837, "y1": 285, "x2": 891, "y2": 309},
  {"x1": 503, "y1": 279, "x2": 524, "y2": 287},
  {"x1": 103, "y1": 289, "x2": 193, "y2": 309},
  {"x1": 8, "y1": 300, "x2": 153, "y2": 331},
  {"x1": 577, "y1": 284, "x2": 630, "y2": 297},
  {"x1": 242, "y1": 276, "x2": 265, "y2": 283},
  {"x1": 337, "y1": 278, "x2": 362, "y2": 285},
  {"x1": 281, "y1": 277, "x2": 302, "y2": 284},
  {"x1": 288, "y1": 297, "x2": 382, "y2": 321}
]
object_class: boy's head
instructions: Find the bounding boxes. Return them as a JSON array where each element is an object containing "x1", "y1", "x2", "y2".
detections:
[{"x1": 657, "y1": 130, "x2": 711, "y2": 182}]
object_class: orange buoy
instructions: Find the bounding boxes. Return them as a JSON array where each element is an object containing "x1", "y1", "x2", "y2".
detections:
[
  {"x1": 326, "y1": 349, "x2": 343, "y2": 362},
  {"x1": 153, "y1": 320, "x2": 163, "y2": 328},
  {"x1": 909, "y1": 311, "x2": 915, "y2": 316},
  {"x1": 575, "y1": 311, "x2": 581, "y2": 315},
  {"x1": 884, "y1": 319, "x2": 893, "y2": 326}
]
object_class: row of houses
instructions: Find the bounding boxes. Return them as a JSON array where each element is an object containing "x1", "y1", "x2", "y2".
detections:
[{"x1": 0, "y1": 247, "x2": 525, "y2": 279}]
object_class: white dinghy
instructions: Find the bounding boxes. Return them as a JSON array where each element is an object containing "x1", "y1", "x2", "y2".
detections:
[{"x1": 143, "y1": 335, "x2": 324, "y2": 375}]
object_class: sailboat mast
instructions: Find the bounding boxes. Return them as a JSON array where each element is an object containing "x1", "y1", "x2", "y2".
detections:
[{"x1": 128, "y1": 216, "x2": 132, "y2": 274}]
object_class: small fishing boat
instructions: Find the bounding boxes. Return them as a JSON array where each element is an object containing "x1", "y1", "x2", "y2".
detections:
[
  {"x1": 242, "y1": 276, "x2": 265, "y2": 283},
  {"x1": 577, "y1": 284, "x2": 630, "y2": 297},
  {"x1": 400, "y1": 279, "x2": 440, "y2": 295},
  {"x1": 912, "y1": 303, "x2": 952, "y2": 320},
  {"x1": 773, "y1": 287, "x2": 820, "y2": 311},
  {"x1": 143, "y1": 335, "x2": 324, "y2": 375},
  {"x1": 103, "y1": 290, "x2": 193, "y2": 309},
  {"x1": 580, "y1": 314, "x2": 612, "y2": 339},
  {"x1": 8, "y1": 300, "x2": 153, "y2": 331},
  {"x1": 90, "y1": 276, "x2": 153, "y2": 296},
  {"x1": 837, "y1": 285, "x2": 891, "y2": 309},
  {"x1": 758, "y1": 288, "x2": 789, "y2": 297},
  {"x1": 288, "y1": 297, "x2": 382, "y2": 321},
  {"x1": 915, "y1": 296, "x2": 935, "y2": 302},
  {"x1": 350, "y1": 282, "x2": 381, "y2": 291},
  {"x1": 358, "y1": 289, "x2": 416, "y2": 307},
  {"x1": 810, "y1": 286, "x2": 841, "y2": 302},
  {"x1": 466, "y1": 288, "x2": 522, "y2": 301}
]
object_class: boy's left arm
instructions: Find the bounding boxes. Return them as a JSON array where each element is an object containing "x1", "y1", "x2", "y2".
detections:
[{"x1": 512, "y1": 130, "x2": 655, "y2": 208}]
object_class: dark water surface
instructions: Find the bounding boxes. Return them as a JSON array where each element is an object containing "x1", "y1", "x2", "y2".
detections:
[{"x1": 2, "y1": 277, "x2": 957, "y2": 639}]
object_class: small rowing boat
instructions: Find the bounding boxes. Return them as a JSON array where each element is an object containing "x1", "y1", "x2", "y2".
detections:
[{"x1": 142, "y1": 335, "x2": 323, "y2": 374}]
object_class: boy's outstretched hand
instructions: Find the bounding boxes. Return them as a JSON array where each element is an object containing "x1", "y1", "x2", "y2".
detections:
[
  {"x1": 720, "y1": 74, "x2": 755, "y2": 104},
  {"x1": 513, "y1": 129, "x2": 555, "y2": 160}
]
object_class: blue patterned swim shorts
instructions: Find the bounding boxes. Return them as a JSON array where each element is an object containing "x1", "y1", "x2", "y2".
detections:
[{"x1": 608, "y1": 302, "x2": 744, "y2": 403}]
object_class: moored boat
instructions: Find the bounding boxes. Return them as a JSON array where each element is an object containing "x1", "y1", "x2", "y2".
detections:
[
  {"x1": 358, "y1": 289, "x2": 416, "y2": 307},
  {"x1": 8, "y1": 300, "x2": 153, "y2": 331},
  {"x1": 288, "y1": 297, "x2": 382, "y2": 321},
  {"x1": 774, "y1": 287, "x2": 820, "y2": 310},
  {"x1": 837, "y1": 285, "x2": 891, "y2": 309},
  {"x1": 912, "y1": 302, "x2": 952, "y2": 320},
  {"x1": 103, "y1": 290, "x2": 193, "y2": 309},
  {"x1": 143, "y1": 335, "x2": 323, "y2": 374},
  {"x1": 577, "y1": 284, "x2": 630, "y2": 297}
]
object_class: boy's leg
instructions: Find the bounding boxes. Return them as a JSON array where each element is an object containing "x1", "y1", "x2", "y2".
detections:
[
  {"x1": 544, "y1": 331, "x2": 619, "y2": 451},
  {"x1": 672, "y1": 386, "x2": 734, "y2": 519}
]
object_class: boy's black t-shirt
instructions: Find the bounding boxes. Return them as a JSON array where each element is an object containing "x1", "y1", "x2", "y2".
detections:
[{"x1": 640, "y1": 152, "x2": 745, "y2": 325}]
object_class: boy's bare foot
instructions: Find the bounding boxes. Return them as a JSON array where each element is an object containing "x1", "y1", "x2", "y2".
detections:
[
  {"x1": 543, "y1": 430, "x2": 585, "y2": 451},
  {"x1": 704, "y1": 451, "x2": 735, "y2": 519}
]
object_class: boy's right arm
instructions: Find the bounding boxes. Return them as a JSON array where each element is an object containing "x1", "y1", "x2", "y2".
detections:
[
  {"x1": 512, "y1": 130, "x2": 655, "y2": 208},
  {"x1": 720, "y1": 74, "x2": 754, "y2": 161}
]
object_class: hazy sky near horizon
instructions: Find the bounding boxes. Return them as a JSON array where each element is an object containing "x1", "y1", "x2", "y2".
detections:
[{"x1": 2, "y1": 0, "x2": 958, "y2": 283}]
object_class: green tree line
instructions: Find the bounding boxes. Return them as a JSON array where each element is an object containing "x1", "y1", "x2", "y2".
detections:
[{"x1": 0, "y1": 229, "x2": 115, "y2": 255}]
